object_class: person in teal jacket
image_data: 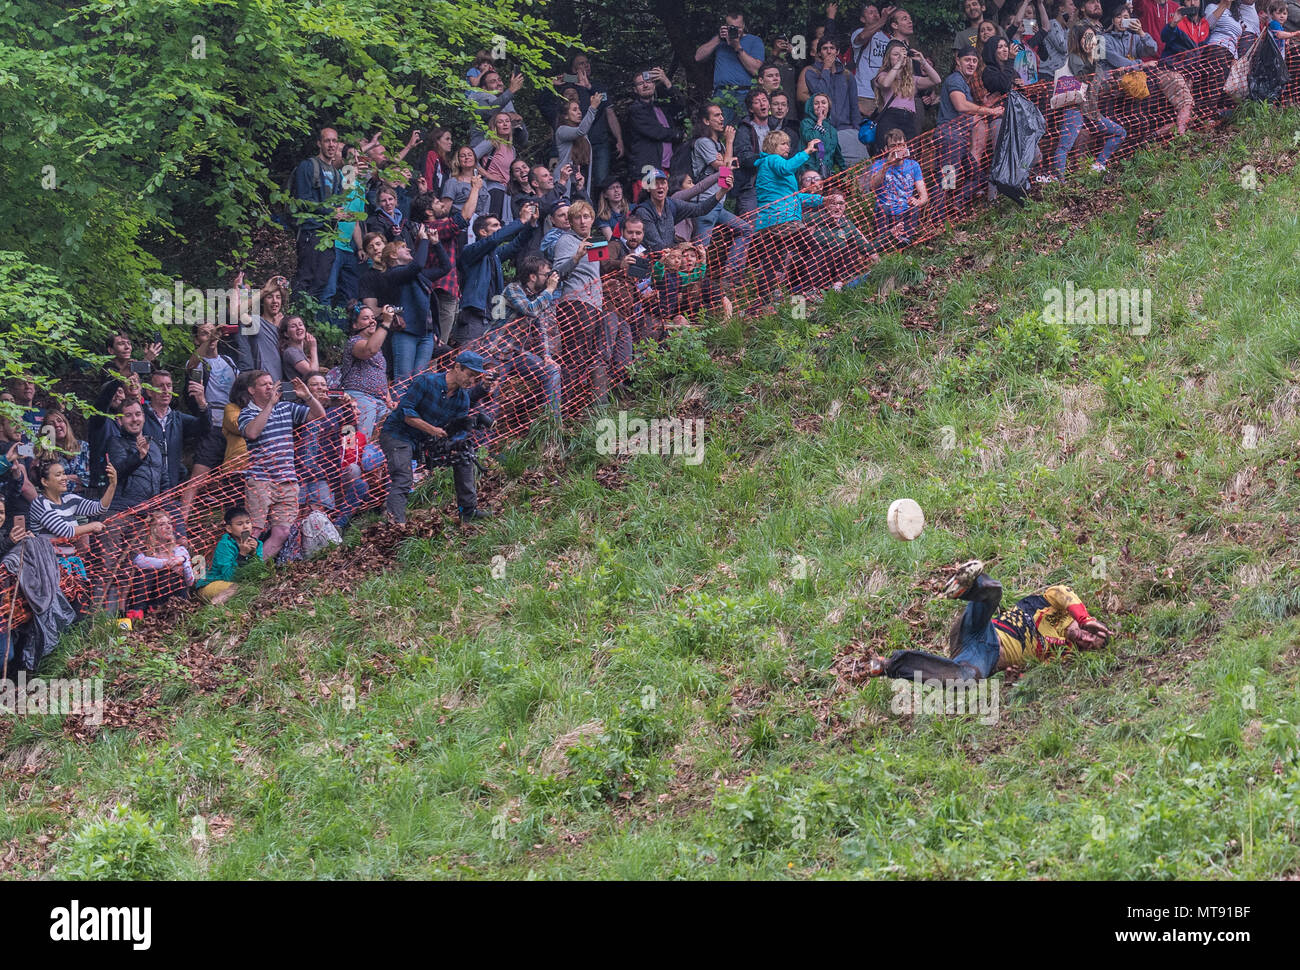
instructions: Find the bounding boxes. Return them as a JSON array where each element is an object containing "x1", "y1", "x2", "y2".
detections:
[
  {"x1": 798, "y1": 93, "x2": 844, "y2": 179},
  {"x1": 753, "y1": 130, "x2": 823, "y2": 231},
  {"x1": 752, "y1": 130, "x2": 825, "y2": 300},
  {"x1": 196, "y1": 505, "x2": 264, "y2": 605}
]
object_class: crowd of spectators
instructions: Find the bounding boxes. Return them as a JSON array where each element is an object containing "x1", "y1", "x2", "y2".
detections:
[{"x1": 3, "y1": 0, "x2": 1295, "y2": 682}]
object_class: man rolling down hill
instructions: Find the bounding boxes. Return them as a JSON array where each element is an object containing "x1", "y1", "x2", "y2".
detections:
[{"x1": 867, "y1": 560, "x2": 1114, "y2": 683}]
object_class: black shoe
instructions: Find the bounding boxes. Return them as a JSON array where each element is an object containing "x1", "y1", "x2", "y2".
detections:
[{"x1": 459, "y1": 508, "x2": 491, "y2": 524}]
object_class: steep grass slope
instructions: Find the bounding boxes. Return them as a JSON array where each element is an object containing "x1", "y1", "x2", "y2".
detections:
[{"x1": 4, "y1": 104, "x2": 1300, "y2": 879}]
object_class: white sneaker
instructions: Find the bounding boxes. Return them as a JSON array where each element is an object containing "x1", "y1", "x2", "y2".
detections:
[{"x1": 1090, "y1": 162, "x2": 1108, "y2": 173}]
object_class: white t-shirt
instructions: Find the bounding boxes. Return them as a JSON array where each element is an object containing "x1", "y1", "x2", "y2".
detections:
[{"x1": 852, "y1": 29, "x2": 892, "y2": 99}]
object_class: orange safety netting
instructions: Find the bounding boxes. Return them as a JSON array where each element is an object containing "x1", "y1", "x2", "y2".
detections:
[{"x1": 6, "y1": 38, "x2": 1295, "y2": 628}]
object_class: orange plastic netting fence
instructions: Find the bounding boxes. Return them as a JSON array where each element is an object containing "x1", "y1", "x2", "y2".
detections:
[{"x1": 7, "y1": 38, "x2": 1295, "y2": 626}]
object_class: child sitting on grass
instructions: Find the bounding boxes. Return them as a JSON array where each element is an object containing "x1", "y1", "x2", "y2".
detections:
[
  {"x1": 132, "y1": 510, "x2": 196, "y2": 607},
  {"x1": 195, "y1": 505, "x2": 263, "y2": 606}
]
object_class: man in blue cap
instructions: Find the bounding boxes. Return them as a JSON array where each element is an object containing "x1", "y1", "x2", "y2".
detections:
[
  {"x1": 378, "y1": 350, "x2": 495, "y2": 525},
  {"x1": 631, "y1": 167, "x2": 724, "y2": 254}
]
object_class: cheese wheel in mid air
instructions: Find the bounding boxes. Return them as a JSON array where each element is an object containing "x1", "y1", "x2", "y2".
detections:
[{"x1": 886, "y1": 498, "x2": 925, "y2": 541}]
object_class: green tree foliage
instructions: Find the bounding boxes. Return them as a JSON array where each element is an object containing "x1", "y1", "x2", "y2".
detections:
[{"x1": 0, "y1": 0, "x2": 577, "y2": 415}]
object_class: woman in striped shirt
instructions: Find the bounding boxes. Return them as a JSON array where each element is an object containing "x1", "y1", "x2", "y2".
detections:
[{"x1": 28, "y1": 458, "x2": 117, "y2": 577}]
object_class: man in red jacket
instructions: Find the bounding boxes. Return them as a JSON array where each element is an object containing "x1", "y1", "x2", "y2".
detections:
[{"x1": 1135, "y1": 0, "x2": 1183, "y2": 53}]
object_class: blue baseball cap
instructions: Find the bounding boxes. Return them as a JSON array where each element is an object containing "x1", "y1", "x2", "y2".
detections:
[
  {"x1": 456, "y1": 351, "x2": 488, "y2": 373},
  {"x1": 648, "y1": 168, "x2": 668, "y2": 181}
]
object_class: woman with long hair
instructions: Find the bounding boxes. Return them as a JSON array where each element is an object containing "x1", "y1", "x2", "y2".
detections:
[
  {"x1": 442, "y1": 144, "x2": 491, "y2": 227},
  {"x1": 1051, "y1": 22, "x2": 1128, "y2": 175},
  {"x1": 553, "y1": 93, "x2": 603, "y2": 190},
  {"x1": 423, "y1": 127, "x2": 454, "y2": 197},
  {"x1": 361, "y1": 225, "x2": 451, "y2": 385},
  {"x1": 551, "y1": 199, "x2": 631, "y2": 406},
  {"x1": 342, "y1": 303, "x2": 400, "y2": 437},
  {"x1": 132, "y1": 509, "x2": 196, "y2": 605},
  {"x1": 595, "y1": 180, "x2": 630, "y2": 241},
  {"x1": 507, "y1": 158, "x2": 532, "y2": 202},
  {"x1": 35, "y1": 408, "x2": 90, "y2": 494},
  {"x1": 278, "y1": 314, "x2": 318, "y2": 380},
  {"x1": 872, "y1": 40, "x2": 942, "y2": 153},
  {"x1": 229, "y1": 273, "x2": 289, "y2": 379}
]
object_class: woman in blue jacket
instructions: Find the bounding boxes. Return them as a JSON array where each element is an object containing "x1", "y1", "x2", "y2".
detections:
[{"x1": 752, "y1": 130, "x2": 824, "y2": 301}]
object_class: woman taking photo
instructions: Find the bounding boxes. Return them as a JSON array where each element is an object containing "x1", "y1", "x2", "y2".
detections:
[
  {"x1": 360, "y1": 225, "x2": 451, "y2": 385},
  {"x1": 871, "y1": 40, "x2": 942, "y2": 153},
  {"x1": 342, "y1": 304, "x2": 400, "y2": 437},
  {"x1": 1051, "y1": 23, "x2": 1128, "y2": 175},
  {"x1": 553, "y1": 93, "x2": 603, "y2": 191}
]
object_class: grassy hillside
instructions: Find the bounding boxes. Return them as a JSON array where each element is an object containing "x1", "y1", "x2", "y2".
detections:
[{"x1": 4, "y1": 104, "x2": 1300, "y2": 880}]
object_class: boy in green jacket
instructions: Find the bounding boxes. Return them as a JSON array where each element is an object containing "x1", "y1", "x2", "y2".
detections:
[{"x1": 197, "y1": 505, "x2": 264, "y2": 605}]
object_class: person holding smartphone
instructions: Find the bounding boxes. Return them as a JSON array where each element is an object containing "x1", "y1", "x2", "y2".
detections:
[
  {"x1": 1099, "y1": 0, "x2": 1159, "y2": 75},
  {"x1": 688, "y1": 107, "x2": 752, "y2": 291},
  {"x1": 237, "y1": 371, "x2": 325, "y2": 559},
  {"x1": 625, "y1": 66, "x2": 686, "y2": 203},
  {"x1": 486, "y1": 255, "x2": 564, "y2": 422}
]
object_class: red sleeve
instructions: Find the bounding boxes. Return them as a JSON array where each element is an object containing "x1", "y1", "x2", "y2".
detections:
[{"x1": 1067, "y1": 603, "x2": 1092, "y2": 625}]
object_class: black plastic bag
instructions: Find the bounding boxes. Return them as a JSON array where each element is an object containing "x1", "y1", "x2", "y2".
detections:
[
  {"x1": 990, "y1": 91, "x2": 1046, "y2": 206},
  {"x1": 1248, "y1": 36, "x2": 1289, "y2": 103}
]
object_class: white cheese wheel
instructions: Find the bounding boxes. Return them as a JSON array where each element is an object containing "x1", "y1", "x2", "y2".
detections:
[{"x1": 886, "y1": 498, "x2": 925, "y2": 541}]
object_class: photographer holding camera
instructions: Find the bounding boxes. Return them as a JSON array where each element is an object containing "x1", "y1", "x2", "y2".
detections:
[
  {"x1": 378, "y1": 351, "x2": 495, "y2": 525},
  {"x1": 695, "y1": 10, "x2": 766, "y2": 118}
]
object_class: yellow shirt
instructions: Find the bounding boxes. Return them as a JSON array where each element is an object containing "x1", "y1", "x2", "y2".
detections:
[
  {"x1": 994, "y1": 584, "x2": 1090, "y2": 668},
  {"x1": 223, "y1": 402, "x2": 247, "y2": 463}
]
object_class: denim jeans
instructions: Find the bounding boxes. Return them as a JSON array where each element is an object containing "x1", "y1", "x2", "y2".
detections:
[
  {"x1": 1053, "y1": 108, "x2": 1126, "y2": 174},
  {"x1": 321, "y1": 248, "x2": 358, "y2": 330},
  {"x1": 883, "y1": 573, "x2": 1004, "y2": 683},
  {"x1": 391, "y1": 331, "x2": 436, "y2": 386},
  {"x1": 693, "y1": 201, "x2": 753, "y2": 287},
  {"x1": 933, "y1": 120, "x2": 975, "y2": 220},
  {"x1": 348, "y1": 390, "x2": 388, "y2": 438},
  {"x1": 590, "y1": 139, "x2": 612, "y2": 192}
]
